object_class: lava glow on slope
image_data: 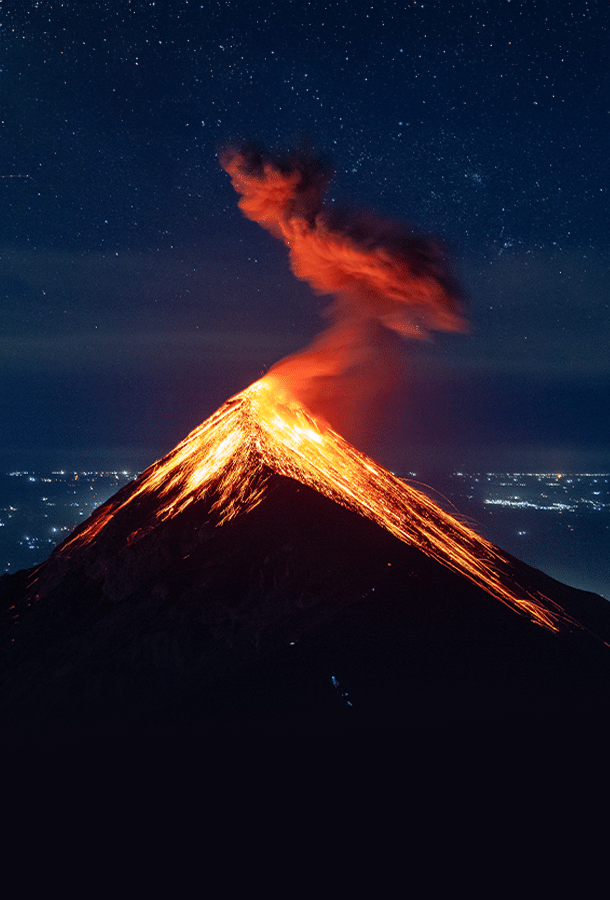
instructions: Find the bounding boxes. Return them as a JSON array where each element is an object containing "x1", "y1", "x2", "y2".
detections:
[{"x1": 54, "y1": 376, "x2": 577, "y2": 633}]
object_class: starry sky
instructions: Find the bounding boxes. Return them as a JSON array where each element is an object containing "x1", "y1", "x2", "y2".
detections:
[{"x1": 1, "y1": 0, "x2": 608, "y2": 475}]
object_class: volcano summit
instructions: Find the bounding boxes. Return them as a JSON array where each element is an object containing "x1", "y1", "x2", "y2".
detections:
[{"x1": 3, "y1": 379, "x2": 610, "y2": 741}]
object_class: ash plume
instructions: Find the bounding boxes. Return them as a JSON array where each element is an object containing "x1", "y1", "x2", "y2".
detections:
[{"x1": 221, "y1": 144, "x2": 467, "y2": 438}]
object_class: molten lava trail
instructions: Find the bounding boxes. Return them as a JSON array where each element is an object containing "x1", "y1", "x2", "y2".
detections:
[{"x1": 56, "y1": 378, "x2": 576, "y2": 633}]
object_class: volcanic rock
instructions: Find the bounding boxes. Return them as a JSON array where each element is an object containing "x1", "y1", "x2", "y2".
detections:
[{"x1": 3, "y1": 382, "x2": 610, "y2": 745}]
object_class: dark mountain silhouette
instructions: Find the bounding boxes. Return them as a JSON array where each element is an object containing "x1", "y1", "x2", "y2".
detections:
[{"x1": 3, "y1": 380, "x2": 610, "y2": 745}]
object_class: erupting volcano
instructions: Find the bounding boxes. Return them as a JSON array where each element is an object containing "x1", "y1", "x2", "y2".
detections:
[
  {"x1": 3, "y1": 146, "x2": 610, "y2": 740},
  {"x1": 4, "y1": 374, "x2": 610, "y2": 739},
  {"x1": 34, "y1": 377, "x2": 580, "y2": 634}
]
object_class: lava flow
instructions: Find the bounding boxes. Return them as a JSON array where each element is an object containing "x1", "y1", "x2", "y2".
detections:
[{"x1": 53, "y1": 376, "x2": 576, "y2": 634}]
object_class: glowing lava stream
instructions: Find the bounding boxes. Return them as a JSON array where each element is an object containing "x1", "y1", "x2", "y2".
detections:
[{"x1": 59, "y1": 377, "x2": 574, "y2": 633}]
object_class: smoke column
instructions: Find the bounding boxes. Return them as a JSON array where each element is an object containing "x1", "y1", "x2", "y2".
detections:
[{"x1": 221, "y1": 144, "x2": 467, "y2": 441}]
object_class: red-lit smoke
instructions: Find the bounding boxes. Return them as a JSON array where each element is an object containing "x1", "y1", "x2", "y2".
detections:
[{"x1": 221, "y1": 145, "x2": 467, "y2": 439}]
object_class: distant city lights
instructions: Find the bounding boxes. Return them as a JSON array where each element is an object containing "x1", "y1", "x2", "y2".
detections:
[{"x1": 1, "y1": 470, "x2": 609, "y2": 598}]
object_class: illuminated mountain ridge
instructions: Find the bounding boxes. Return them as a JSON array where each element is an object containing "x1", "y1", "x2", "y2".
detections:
[
  {"x1": 33, "y1": 377, "x2": 579, "y2": 633},
  {"x1": 5, "y1": 377, "x2": 610, "y2": 740}
]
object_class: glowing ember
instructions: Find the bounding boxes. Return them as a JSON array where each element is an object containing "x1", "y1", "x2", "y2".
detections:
[{"x1": 54, "y1": 377, "x2": 577, "y2": 633}]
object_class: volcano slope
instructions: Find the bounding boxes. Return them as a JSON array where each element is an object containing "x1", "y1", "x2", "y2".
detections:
[{"x1": 2, "y1": 383, "x2": 610, "y2": 742}]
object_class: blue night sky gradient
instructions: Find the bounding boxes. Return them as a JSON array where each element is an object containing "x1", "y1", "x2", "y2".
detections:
[{"x1": 0, "y1": 0, "x2": 608, "y2": 474}]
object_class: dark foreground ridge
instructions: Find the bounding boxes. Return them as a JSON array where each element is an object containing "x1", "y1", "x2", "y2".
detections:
[{"x1": 2, "y1": 387, "x2": 610, "y2": 746}]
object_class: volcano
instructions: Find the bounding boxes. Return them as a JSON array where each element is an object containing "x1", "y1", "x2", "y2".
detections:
[{"x1": 3, "y1": 378, "x2": 610, "y2": 742}]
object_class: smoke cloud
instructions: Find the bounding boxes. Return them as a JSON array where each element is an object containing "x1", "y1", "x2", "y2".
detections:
[{"x1": 221, "y1": 144, "x2": 467, "y2": 440}]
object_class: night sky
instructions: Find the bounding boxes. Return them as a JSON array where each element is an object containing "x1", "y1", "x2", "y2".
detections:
[{"x1": 1, "y1": 0, "x2": 608, "y2": 475}]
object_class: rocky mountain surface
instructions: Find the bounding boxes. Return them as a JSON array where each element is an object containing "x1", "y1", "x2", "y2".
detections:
[{"x1": 3, "y1": 384, "x2": 610, "y2": 745}]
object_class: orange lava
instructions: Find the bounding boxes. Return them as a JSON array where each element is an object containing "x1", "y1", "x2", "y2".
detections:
[{"x1": 57, "y1": 377, "x2": 577, "y2": 633}]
